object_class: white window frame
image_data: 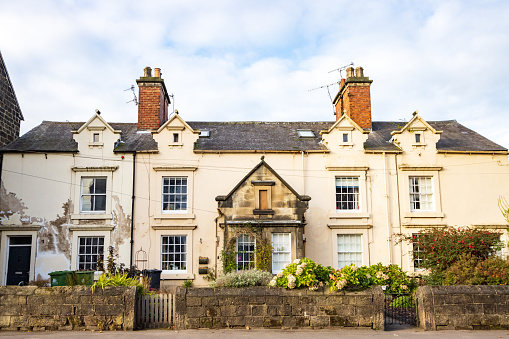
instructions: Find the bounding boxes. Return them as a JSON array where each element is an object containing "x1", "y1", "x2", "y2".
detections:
[
  {"x1": 327, "y1": 168, "x2": 369, "y2": 219},
  {"x1": 77, "y1": 236, "x2": 105, "y2": 271},
  {"x1": 336, "y1": 234, "x2": 363, "y2": 269},
  {"x1": 70, "y1": 229, "x2": 110, "y2": 271},
  {"x1": 272, "y1": 233, "x2": 291, "y2": 274},
  {"x1": 409, "y1": 176, "x2": 434, "y2": 212},
  {"x1": 80, "y1": 177, "x2": 107, "y2": 213},
  {"x1": 412, "y1": 233, "x2": 424, "y2": 271},
  {"x1": 399, "y1": 167, "x2": 443, "y2": 220},
  {"x1": 154, "y1": 228, "x2": 194, "y2": 280},
  {"x1": 237, "y1": 234, "x2": 256, "y2": 271},
  {"x1": 161, "y1": 235, "x2": 187, "y2": 273},
  {"x1": 162, "y1": 176, "x2": 188, "y2": 214},
  {"x1": 335, "y1": 177, "x2": 360, "y2": 211},
  {"x1": 71, "y1": 168, "x2": 115, "y2": 220},
  {"x1": 331, "y1": 229, "x2": 369, "y2": 270},
  {"x1": 153, "y1": 167, "x2": 196, "y2": 220}
]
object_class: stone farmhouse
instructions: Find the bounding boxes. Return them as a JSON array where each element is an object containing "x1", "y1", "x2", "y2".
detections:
[{"x1": 0, "y1": 66, "x2": 508, "y2": 286}]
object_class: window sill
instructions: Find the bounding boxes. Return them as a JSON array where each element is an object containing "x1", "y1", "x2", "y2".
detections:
[
  {"x1": 71, "y1": 214, "x2": 113, "y2": 220},
  {"x1": 403, "y1": 212, "x2": 444, "y2": 219},
  {"x1": 154, "y1": 213, "x2": 195, "y2": 220},
  {"x1": 253, "y1": 209, "x2": 275, "y2": 215},
  {"x1": 329, "y1": 212, "x2": 370, "y2": 219},
  {"x1": 161, "y1": 273, "x2": 195, "y2": 280}
]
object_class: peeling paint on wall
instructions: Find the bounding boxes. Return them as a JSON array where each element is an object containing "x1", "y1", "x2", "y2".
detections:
[
  {"x1": 38, "y1": 200, "x2": 73, "y2": 259},
  {"x1": 0, "y1": 182, "x2": 27, "y2": 219},
  {"x1": 111, "y1": 195, "x2": 131, "y2": 248}
]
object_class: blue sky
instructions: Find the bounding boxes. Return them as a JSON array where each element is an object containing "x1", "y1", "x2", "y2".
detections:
[{"x1": 1, "y1": 0, "x2": 508, "y2": 148}]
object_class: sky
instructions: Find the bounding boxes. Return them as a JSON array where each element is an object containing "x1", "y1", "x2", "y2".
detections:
[{"x1": 1, "y1": 0, "x2": 509, "y2": 148}]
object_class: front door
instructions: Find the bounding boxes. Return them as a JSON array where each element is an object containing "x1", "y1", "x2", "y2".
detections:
[{"x1": 6, "y1": 236, "x2": 32, "y2": 285}]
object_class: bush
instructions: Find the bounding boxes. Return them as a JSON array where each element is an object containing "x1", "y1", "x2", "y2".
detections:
[
  {"x1": 214, "y1": 269, "x2": 272, "y2": 287},
  {"x1": 390, "y1": 295, "x2": 415, "y2": 308},
  {"x1": 329, "y1": 262, "x2": 416, "y2": 293},
  {"x1": 270, "y1": 258, "x2": 334, "y2": 290},
  {"x1": 443, "y1": 255, "x2": 509, "y2": 285},
  {"x1": 397, "y1": 227, "x2": 503, "y2": 272},
  {"x1": 93, "y1": 272, "x2": 146, "y2": 295}
]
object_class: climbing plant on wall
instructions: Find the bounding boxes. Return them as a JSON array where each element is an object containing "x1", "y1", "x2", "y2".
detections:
[{"x1": 220, "y1": 222, "x2": 273, "y2": 274}]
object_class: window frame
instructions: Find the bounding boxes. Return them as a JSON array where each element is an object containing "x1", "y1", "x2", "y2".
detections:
[
  {"x1": 409, "y1": 176, "x2": 435, "y2": 212},
  {"x1": 236, "y1": 234, "x2": 256, "y2": 271},
  {"x1": 161, "y1": 235, "x2": 187, "y2": 274},
  {"x1": 335, "y1": 176, "x2": 360, "y2": 211},
  {"x1": 80, "y1": 176, "x2": 107, "y2": 213},
  {"x1": 272, "y1": 233, "x2": 291, "y2": 274},
  {"x1": 70, "y1": 229, "x2": 110, "y2": 271},
  {"x1": 77, "y1": 236, "x2": 105, "y2": 271},
  {"x1": 336, "y1": 234, "x2": 363, "y2": 269},
  {"x1": 161, "y1": 176, "x2": 188, "y2": 214}
]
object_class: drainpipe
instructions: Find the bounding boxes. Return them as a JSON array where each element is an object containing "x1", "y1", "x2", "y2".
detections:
[
  {"x1": 130, "y1": 152, "x2": 136, "y2": 268},
  {"x1": 394, "y1": 153, "x2": 403, "y2": 266},
  {"x1": 383, "y1": 152, "x2": 392, "y2": 263}
]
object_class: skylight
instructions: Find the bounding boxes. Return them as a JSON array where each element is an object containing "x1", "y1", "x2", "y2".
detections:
[
  {"x1": 297, "y1": 129, "x2": 315, "y2": 138},
  {"x1": 199, "y1": 130, "x2": 210, "y2": 137}
]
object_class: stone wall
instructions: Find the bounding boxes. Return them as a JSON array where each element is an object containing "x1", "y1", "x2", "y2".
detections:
[
  {"x1": 0, "y1": 286, "x2": 135, "y2": 331},
  {"x1": 417, "y1": 285, "x2": 509, "y2": 330},
  {"x1": 175, "y1": 286, "x2": 384, "y2": 330}
]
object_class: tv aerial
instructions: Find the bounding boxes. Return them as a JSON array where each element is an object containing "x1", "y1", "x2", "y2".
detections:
[
  {"x1": 124, "y1": 85, "x2": 138, "y2": 105},
  {"x1": 308, "y1": 62, "x2": 354, "y2": 110}
]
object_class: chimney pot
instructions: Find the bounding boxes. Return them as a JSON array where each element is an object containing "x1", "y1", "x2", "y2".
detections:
[
  {"x1": 355, "y1": 67, "x2": 364, "y2": 78},
  {"x1": 154, "y1": 68, "x2": 161, "y2": 78},
  {"x1": 346, "y1": 67, "x2": 355, "y2": 78},
  {"x1": 144, "y1": 67, "x2": 152, "y2": 77}
]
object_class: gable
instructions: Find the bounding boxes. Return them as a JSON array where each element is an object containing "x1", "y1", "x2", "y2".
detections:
[{"x1": 216, "y1": 157, "x2": 310, "y2": 222}]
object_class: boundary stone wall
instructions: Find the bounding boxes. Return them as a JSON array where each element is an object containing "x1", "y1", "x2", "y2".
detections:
[
  {"x1": 0, "y1": 286, "x2": 135, "y2": 331},
  {"x1": 417, "y1": 285, "x2": 509, "y2": 330},
  {"x1": 175, "y1": 286, "x2": 384, "y2": 330}
]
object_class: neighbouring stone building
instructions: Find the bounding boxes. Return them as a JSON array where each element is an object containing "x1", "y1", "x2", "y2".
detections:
[
  {"x1": 0, "y1": 66, "x2": 508, "y2": 286},
  {"x1": 0, "y1": 51, "x2": 23, "y2": 147}
]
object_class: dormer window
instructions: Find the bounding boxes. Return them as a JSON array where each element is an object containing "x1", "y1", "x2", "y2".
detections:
[
  {"x1": 343, "y1": 133, "x2": 349, "y2": 143},
  {"x1": 297, "y1": 129, "x2": 314, "y2": 138},
  {"x1": 199, "y1": 130, "x2": 210, "y2": 138},
  {"x1": 415, "y1": 133, "x2": 421, "y2": 143},
  {"x1": 173, "y1": 133, "x2": 179, "y2": 143},
  {"x1": 93, "y1": 133, "x2": 100, "y2": 143}
]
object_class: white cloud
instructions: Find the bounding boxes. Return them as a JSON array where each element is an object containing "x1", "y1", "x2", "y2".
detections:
[{"x1": 0, "y1": 0, "x2": 508, "y2": 149}]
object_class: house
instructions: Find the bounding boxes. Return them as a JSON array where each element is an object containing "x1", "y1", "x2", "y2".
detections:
[
  {"x1": 0, "y1": 66, "x2": 507, "y2": 286},
  {"x1": 0, "y1": 51, "x2": 24, "y2": 147}
]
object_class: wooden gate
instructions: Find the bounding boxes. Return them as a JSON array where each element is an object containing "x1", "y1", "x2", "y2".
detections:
[{"x1": 135, "y1": 293, "x2": 175, "y2": 329}]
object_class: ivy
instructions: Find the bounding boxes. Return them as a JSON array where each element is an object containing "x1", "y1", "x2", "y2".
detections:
[{"x1": 220, "y1": 222, "x2": 273, "y2": 274}]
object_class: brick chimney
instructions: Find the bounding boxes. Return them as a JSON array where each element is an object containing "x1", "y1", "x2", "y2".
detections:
[
  {"x1": 333, "y1": 66, "x2": 373, "y2": 130},
  {"x1": 136, "y1": 67, "x2": 171, "y2": 130}
]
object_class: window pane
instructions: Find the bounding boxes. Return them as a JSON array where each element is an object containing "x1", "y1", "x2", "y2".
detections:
[
  {"x1": 237, "y1": 234, "x2": 255, "y2": 271},
  {"x1": 410, "y1": 177, "x2": 434, "y2": 211},
  {"x1": 336, "y1": 177, "x2": 360, "y2": 210},
  {"x1": 272, "y1": 233, "x2": 291, "y2": 274},
  {"x1": 162, "y1": 177, "x2": 188, "y2": 212},
  {"x1": 337, "y1": 234, "x2": 362, "y2": 268},
  {"x1": 94, "y1": 178, "x2": 106, "y2": 194},
  {"x1": 78, "y1": 236, "x2": 104, "y2": 270},
  {"x1": 161, "y1": 235, "x2": 187, "y2": 272}
]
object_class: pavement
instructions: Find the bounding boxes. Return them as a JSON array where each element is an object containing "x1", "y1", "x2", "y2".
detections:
[{"x1": 2, "y1": 327, "x2": 509, "y2": 339}]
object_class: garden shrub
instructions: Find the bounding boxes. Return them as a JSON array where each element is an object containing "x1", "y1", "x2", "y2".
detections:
[
  {"x1": 329, "y1": 262, "x2": 416, "y2": 293},
  {"x1": 214, "y1": 269, "x2": 272, "y2": 287},
  {"x1": 93, "y1": 272, "x2": 146, "y2": 295},
  {"x1": 389, "y1": 295, "x2": 415, "y2": 308},
  {"x1": 269, "y1": 258, "x2": 334, "y2": 290},
  {"x1": 443, "y1": 255, "x2": 509, "y2": 286},
  {"x1": 397, "y1": 227, "x2": 503, "y2": 272}
]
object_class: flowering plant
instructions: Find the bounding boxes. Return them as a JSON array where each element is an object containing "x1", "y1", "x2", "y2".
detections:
[
  {"x1": 269, "y1": 258, "x2": 333, "y2": 290},
  {"x1": 396, "y1": 227, "x2": 503, "y2": 272},
  {"x1": 328, "y1": 262, "x2": 416, "y2": 294}
]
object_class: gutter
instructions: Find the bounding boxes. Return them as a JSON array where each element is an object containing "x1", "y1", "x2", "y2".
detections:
[
  {"x1": 193, "y1": 150, "x2": 330, "y2": 154},
  {"x1": 130, "y1": 152, "x2": 136, "y2": 268}
]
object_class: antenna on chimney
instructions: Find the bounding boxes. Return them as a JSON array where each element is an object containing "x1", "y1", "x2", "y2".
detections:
[
  {"x1": 328, "y1": 62, "x2": 354, "y2": 79},
  {"x1": 124, "y1": 85, "x2": 138, "y2": 105},
  {"x1": 308, "y1": 62, "x2": 355, "y2": 113},
  {"x1": 170, "y1": 93, "x2": 174, "y2": 115}
]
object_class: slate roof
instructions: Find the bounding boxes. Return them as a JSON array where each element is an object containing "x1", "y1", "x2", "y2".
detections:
[
  {"x1": 1, "y1": 119, "x2": 506, "y2": 153},
  {"x1": 188, "y1": 121, "x2": 330, "y2": 152}
]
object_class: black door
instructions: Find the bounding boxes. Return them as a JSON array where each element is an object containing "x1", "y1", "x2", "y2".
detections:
[{"x1": 6, "y1": 236, "x2": 32, "y2": 285}]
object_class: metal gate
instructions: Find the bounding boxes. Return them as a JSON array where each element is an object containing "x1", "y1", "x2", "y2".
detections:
[{"x1": 384, "y1": 293, "x2": 417, "y2": 327}]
